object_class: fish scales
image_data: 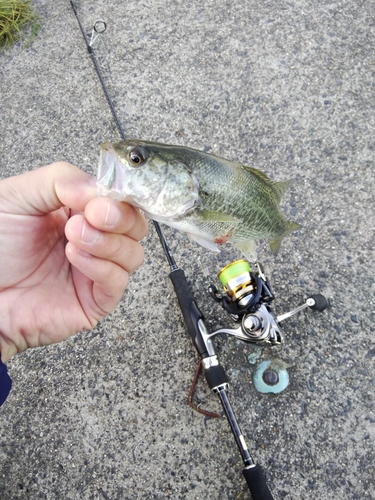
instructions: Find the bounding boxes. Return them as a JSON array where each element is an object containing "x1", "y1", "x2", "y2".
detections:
[
  {"x1": 97, "y1": 140, "x2": 300, "y2": 260},
  {"x1": 137, "y1": 144, "x2": 288, "y2": 240}
]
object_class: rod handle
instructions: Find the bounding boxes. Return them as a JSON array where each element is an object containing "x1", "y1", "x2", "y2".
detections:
[
  {"x1": 243, "y1": 464, "x2": 275, "y2": 500},
  {"x1": 169, "y1": 269, "x2": 208, "y2": 357}
]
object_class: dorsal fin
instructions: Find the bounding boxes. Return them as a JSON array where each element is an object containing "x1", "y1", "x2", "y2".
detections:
[
  {"x1": 241, "y1": 165, "x2": 272, "y2": 182},
  {"x1": 241, "y1": 165, "x2": 292, "y2": 204}
]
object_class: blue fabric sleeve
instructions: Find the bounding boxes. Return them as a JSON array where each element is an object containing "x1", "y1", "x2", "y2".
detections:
[{"x1": 0, "y1": 355, "x2": 12, "y2": 406}]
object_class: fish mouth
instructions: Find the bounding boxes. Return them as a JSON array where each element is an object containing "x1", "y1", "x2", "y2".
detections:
[
  {"x1": 97, "y1": 143, "x2": 163, "y2": 209},
  {"x1": 97, "y1": 143, "x2": 115, "y2": 187},
  {"x1": 97, "y1": 143, "x2": 124, "y2": 199}
]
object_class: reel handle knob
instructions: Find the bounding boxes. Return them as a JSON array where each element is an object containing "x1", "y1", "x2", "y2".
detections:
[
  {"x1": 243, "y1": 464, "x2": 275, "y2": 500},
  {"x1": 307, "y1": 294, "x2": 329, "y2": 311}
]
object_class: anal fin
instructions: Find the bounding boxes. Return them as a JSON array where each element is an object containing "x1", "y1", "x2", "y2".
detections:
[{"x1": 235, "y1": 240, "x2": 258, "y2": 261}]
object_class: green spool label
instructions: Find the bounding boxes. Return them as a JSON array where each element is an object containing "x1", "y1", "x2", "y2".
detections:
[{"x1": 218, "y1": 260, "x2": 251, "y2": 286}]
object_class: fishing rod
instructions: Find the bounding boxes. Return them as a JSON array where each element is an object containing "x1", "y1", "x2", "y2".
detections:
[{"x1": 69, "y1": 3, "x2": 328, "y2": 499}]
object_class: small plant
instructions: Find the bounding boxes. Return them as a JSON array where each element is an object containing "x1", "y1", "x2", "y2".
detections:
[{"x1": 0, "y1": 0, "x2": 37, "y2": 49}]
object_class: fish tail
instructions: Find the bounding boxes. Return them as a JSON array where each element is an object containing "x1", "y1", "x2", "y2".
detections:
[
  {"x1": 269, "y1": 238, "x2": 282, "y2": 255},
  {"x1": 269, "y1": 221, "x2": 301, "y2": 255},
  {"x1": 272, "y1": 179, "x2": 293, "y2": 204}
]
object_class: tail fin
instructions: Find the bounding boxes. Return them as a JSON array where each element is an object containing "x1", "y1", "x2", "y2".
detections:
[
  {"x1": 269, "y1": 221, "x2": 301, "y2": 255},
  {"x1": 272, "y1": 180, "x2": 293, "y2": 204}
]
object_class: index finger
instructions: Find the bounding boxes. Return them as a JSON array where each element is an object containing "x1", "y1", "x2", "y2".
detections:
[{"x1": 84, "y1": 197, "x2": 148, "y2": 242}]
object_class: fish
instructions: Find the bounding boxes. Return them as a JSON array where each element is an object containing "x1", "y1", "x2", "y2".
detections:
[{"x1": 96, "y1": 140, "x2": 300, "y2": 260}]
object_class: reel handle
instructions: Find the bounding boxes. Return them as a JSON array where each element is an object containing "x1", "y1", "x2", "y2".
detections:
[
  {"x1": 243, "y1": 464, "x2": 275, "y2": 500},
  {"x1": 308, "y1": 293, "x2": 328, "y2": 311}
]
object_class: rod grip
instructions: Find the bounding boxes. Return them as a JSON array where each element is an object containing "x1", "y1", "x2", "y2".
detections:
[
  {"x1": 169, "y1": 269, "x2": 208, "y2": 357},
  {"x1": 243, "y1": 464, "x2": 275, "y2": 500},
  {"x1": 169, "y1": 269, "x2": 195, "y2": 310}
]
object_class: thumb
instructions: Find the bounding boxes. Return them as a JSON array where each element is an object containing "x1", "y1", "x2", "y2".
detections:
[{"x1": 0, "y1": 162, "x2": 98, "y2": 215}]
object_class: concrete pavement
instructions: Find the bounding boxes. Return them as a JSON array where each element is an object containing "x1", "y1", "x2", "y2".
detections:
[{"x1": 0, "y1": 0, "x2": 374, "y2": 498}]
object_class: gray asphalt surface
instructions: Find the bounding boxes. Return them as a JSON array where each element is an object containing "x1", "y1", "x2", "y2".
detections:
[{"x1": 0, "y1": 0, "x2": 374, "y2": 499}]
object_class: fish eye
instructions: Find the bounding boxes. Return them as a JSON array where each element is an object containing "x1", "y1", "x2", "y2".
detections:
[{"x1": 128, "y1": 146, "x2": 148, "y2": 167}]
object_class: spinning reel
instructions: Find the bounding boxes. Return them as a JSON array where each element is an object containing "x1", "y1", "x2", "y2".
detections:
[{"x1": 207, "y1": 259, "x2": 328, "y2": 347}]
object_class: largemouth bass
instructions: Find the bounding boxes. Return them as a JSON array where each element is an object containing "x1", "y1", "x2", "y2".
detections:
[{"x1": 97, "y1": 140, "x2": 300, "y2": 260}]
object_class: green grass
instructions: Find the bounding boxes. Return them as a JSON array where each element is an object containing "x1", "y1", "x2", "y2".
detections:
[{"x1": 0, "y1": 0, "x2": 37, "y2": 49}]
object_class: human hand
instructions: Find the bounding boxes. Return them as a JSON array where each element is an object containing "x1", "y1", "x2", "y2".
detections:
[{"x1": 0, "y1": 162, "x2": 148, "y2": 362}]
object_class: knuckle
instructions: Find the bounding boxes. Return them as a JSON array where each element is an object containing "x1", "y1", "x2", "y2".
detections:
[{"x1": 122, "y1": 239, "x2": 144, "y2": 272}]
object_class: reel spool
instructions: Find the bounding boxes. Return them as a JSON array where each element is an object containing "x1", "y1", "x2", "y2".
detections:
[
  {"x1": 218, "y1": 260, "x2": 256, "y2": 308},
  {"x1": 211, "y1": 259, "x2": 274, "y2": 319}
]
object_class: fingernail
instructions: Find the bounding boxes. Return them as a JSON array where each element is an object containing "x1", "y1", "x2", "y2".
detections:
[
  {"x1": 104, "y1": 201, "x2": 121, "y2": 227},
  {"x1": 77, "y1": 247, "x2": 92, "y2": 258},
  {"x1": 81, "y1": 220, "x2": 100, "y2": 243}
]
